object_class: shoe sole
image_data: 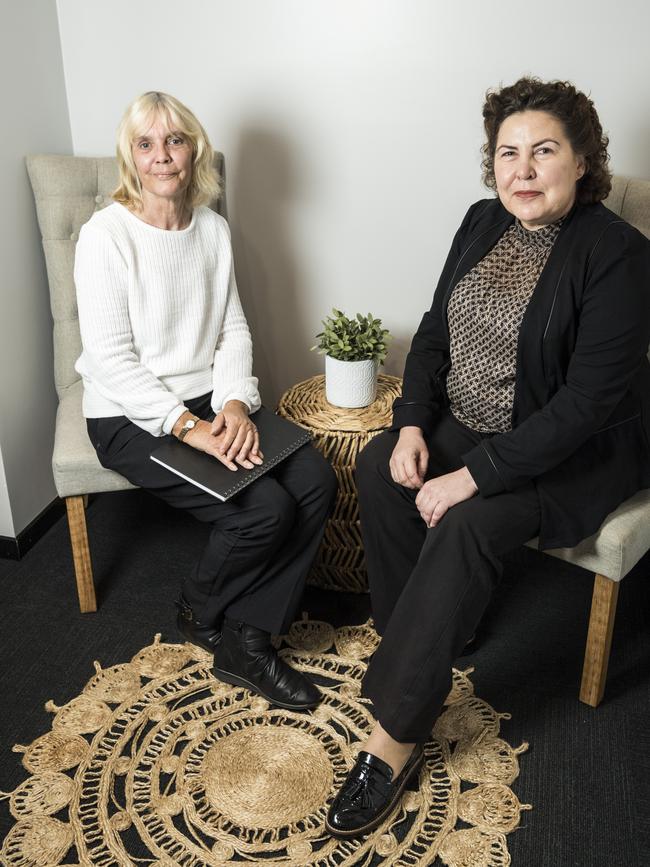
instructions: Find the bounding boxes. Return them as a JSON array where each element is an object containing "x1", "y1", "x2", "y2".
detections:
[
  {"x1": 324, "y1": 748, "x2": 425, "y2": 838},
  {"x1": 213, "y1": 665, "x2": 320, "y2": 711}
]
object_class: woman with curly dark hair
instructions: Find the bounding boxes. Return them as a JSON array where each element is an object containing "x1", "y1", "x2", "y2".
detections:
[{"x1": 326, "y1": 77, "x2": 650, "y2": 837}]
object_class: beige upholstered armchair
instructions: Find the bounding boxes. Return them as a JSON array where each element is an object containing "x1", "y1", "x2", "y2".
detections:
[
  {"x1": 527, "y1": 175, "x2": 650, "y2": 708},
  {"x1": 26, "y1": 153, "x2": 225, "y2": 614}
]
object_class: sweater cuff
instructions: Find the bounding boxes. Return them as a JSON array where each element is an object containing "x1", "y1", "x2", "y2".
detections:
[
  {"x1": 162, "y1": 404, "x2": 188, "y2": 436},
  {"x1": 462, "y1": 441, "x2": 506, "y2": 497}
]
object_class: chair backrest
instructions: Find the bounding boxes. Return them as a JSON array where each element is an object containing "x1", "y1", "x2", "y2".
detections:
[
  {"x1": 605, "y1": 175, "x2": 650, "y2": 239},
  {"x1": 605, "y1": 176, "x2": 650, "y2": 361},
  {"x1": 26, "y1": 153, "x2": 225, "y2": 399}
]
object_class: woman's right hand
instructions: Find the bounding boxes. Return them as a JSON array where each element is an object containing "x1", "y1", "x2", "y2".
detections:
[
  {"x1": 389, "y1": 426, "x2": 429, "y2": 489},
  {"x1": 183, "y1": 419, "x2": 255, "y2": 471}
]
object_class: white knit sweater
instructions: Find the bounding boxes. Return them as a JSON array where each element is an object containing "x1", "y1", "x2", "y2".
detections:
[{"x1": 74, "y1": 203, "x2": 260, "y2": 436}]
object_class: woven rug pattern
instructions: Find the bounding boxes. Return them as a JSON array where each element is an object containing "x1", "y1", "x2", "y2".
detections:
[{"x1": 0, "y1": 619, "x2": 530, "y2": 866}]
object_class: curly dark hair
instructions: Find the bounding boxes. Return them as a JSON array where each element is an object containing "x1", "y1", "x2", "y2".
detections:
[{"x1": 482, "y1": 77, "x2": 611, "y2": 204}]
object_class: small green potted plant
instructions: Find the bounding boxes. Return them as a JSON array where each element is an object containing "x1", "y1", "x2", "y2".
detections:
[{"x1": 312, "y1": 308, "x2": 391, "y2": 407}]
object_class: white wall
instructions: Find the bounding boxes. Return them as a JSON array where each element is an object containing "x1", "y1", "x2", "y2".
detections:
[
  {"x1": 0, "y1": 0, "x2": 72, "y2": 537},
  {"x1": 57, "y1": 0, "x2": 650, "y2": 406}
]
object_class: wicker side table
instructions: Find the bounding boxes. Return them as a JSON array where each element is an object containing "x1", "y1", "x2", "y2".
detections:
[{"x1": 277, "y1": 373, "x2": 402, "y2": 592}]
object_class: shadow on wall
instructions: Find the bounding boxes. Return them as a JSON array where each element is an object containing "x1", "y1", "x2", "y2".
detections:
[
  {"x1": 382, "y1": 335, "x2": 411, "y2": 380},
  {"x1": 629, "y1": 126, "x2": 650, "y2": 179},
  {"x1": 226, "y1": 125, "x2": 315, "y2": 407}
]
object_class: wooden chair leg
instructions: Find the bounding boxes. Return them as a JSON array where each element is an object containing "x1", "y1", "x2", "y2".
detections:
[
  {"x1": 580, "y1": 573, "x2": 619, "y2": 707},
  {"x1": 66, "y1": 495, "x2": 97, "y2": 613}
]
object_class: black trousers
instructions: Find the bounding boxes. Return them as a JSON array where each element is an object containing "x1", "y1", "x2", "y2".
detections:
[
  {"x1": 356, "y1": 412, "x2": 541, "y2": 742},
  {"x1": 87, "y1": 393, "x2": 338, "y2": 635}
]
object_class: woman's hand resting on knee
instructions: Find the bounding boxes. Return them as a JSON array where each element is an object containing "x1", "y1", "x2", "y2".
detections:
[
  {"x1": 415, "y1": 468, "x2": 478, "y2": 528},
  {"x1": 390, "y1": 427, "x2": 478, "y2": 525},
  {"x1": 389, "y1": 427, "x2": 430, "y2": 489}
]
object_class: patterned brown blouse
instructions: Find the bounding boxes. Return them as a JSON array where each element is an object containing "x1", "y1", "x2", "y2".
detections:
[{"x1": 446, "y1": 218, "x2": 563, "y2": 432}]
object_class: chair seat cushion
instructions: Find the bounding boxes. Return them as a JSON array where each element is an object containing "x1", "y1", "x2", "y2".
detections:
[
  {"x1": 53, "y1": 380, "x2": 136, "y2": 498},
  {"x1": 527, "y1": 488, "x2": 650, "y2": 581}
]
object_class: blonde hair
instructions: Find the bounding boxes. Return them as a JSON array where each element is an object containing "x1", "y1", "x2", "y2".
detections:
[{"x1": 112, "y1": 91, "x2": 221, "y2": 210}]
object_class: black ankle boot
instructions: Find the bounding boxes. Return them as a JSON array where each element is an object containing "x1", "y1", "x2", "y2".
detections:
[
  {"x1": 176, "y1": 595, "x2": 221, "y2": 654},
  {"x1": 213, "y1": 617, "x2": 321, "y2": 710}
]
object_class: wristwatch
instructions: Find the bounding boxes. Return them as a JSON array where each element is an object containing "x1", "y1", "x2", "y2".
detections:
[{"x1": 177, "y1": 415, "x2": 200, "y2": 442}]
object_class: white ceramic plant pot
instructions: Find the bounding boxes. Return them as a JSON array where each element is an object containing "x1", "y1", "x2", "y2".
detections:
[{"x1": 325, "y1": 356, "x2": 379, "y2": 408}]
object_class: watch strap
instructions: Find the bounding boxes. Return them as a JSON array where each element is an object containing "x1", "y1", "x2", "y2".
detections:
[{"x1": 177, "y1": 415, "x2": 200, "y2": 442}]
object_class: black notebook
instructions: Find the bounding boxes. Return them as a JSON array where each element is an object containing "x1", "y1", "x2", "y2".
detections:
[{"x1": 150, "y1": 407, "x2": 312, "y2": 501}]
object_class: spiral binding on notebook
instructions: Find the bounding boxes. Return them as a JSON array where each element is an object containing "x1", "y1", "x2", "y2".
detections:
[{"x1": 220, "y1": 430, "x2": 312, "y2": 498}]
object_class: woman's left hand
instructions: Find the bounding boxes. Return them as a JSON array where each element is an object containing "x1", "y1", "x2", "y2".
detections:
[
  {"x1": 211, "y1": 400, "x2": 264, "y2": 466},
  {"x1": 415, "y1": 467, "x2": 478, "y2": 528}
]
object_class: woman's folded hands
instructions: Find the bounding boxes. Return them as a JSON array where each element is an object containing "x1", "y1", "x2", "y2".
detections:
[
  {"x1": 182, "y1": 400, "x2": 264, "y2": 471},
  {"x1": 390, "y1": 427, "x2": 478, "y2": 527}
]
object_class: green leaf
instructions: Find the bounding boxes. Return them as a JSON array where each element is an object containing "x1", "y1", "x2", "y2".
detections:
[{"x1": 313, "y1": 308, "x2": 392, "y2": 361}]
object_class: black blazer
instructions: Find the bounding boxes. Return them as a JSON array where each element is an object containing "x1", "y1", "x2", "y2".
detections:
[{"x1": 393, "y1": 198, "x2": 650, "y2": 548}]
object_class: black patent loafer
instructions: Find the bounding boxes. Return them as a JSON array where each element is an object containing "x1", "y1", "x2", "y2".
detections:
[
  {"x1": 176, "y1": 595, "x2": 221, "y2": 654},
  {"x1": 213, "y1": 617, "x2": 321, "y2": 711},
  {"x1": 325, "y1": 744, "x2": 424, "y2": 838}
]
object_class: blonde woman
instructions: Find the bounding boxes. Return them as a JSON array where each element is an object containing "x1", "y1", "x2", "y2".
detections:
[{"x1": 75, "y1": 91, "x2": 336, "y2": 710}]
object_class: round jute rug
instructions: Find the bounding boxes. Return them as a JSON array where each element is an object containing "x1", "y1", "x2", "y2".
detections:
[{"x1": 1, "y1": 618, "x2": 531, "y2": 867}]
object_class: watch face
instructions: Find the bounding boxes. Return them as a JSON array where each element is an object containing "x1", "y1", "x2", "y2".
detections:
[{"x1": 179, "y1": 417, "x2": 198, "y2": 440}]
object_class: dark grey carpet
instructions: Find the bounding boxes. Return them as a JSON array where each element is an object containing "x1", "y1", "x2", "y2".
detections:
[{"x1": 0, "y1": 489, "x2": 648, "y2": 866}]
